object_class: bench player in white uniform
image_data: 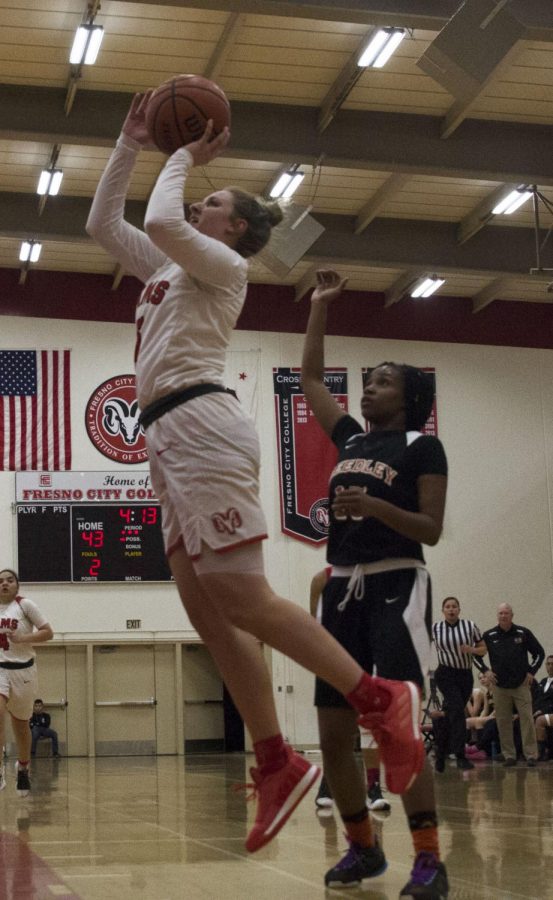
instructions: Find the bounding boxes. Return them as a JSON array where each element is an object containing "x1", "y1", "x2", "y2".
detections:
[
  {"x1": 87, "y1": 92, "x2": 424, "y2": 853},
  {"x1": 0, "y1": 569, "x2": 54, "y2": 796}
]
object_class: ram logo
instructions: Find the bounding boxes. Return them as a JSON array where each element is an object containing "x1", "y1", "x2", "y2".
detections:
[
  {"x1": 85, "y1": 375, "x2": 148, "y2": 464},
  {"x1": 103, "y1": 398, "x2": 141, "y2": 446},
  {"x1": 211, "y1": 508, "x2": 243, "y2": 535}
]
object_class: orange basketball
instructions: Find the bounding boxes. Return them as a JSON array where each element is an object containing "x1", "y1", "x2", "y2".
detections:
[{"x1": 145, "y1": 74, "x2": 231, "y2": 155}]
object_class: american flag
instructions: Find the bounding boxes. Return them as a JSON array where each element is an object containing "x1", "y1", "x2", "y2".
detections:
[{"x1": 0, "y1": 350, "x2": 71, "y2": 470}]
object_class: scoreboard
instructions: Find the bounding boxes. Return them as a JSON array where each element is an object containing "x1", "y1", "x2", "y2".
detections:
[{"x1": 17, "y1": 504, "x2": 172, "y2": 583}]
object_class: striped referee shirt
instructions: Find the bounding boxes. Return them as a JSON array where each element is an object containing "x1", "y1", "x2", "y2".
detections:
[{"x1": 432, "y1": 619, "x2": 482, "y2": 670}]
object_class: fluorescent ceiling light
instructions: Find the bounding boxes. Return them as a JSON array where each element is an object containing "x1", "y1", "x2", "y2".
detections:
[
  {"x1": 70, "y1": 24, "x2": 104, "y2": 65},
  {"x1": 492, "y1": 187, "x2": 533, "y2": 215},
  {"x1": 269, "y1": 169, "x2": 305, "y2": 199},
  {"x1": 19, "y1": 241, "x2": 42, "y2": 263},
  {"x1": 410, "y1": 276, "x2": 445, "y2": 298},
  {"x1": 358, "y1": 28, "x2": 406, "y2": 68},
  {"x1": 37, "y1": 169, "x2": 63, "y2": 196},
  {"x1": 282, "y1": 172, "x2": 305, "y2": 199}
]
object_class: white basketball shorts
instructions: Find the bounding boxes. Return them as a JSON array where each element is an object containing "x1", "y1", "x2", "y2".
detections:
[{"x1": 146, "y1": 391, "x2": 268, "y2": 561}]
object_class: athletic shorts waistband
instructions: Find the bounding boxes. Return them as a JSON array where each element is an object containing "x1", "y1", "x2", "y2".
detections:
[
  {"x1": 331, "y1": 558, "x2": 426, "y2": 579},
  {"x1": 0, "y1": 658, "x2": 34, "y2": 670},
  {"x1": 139, "y1": 384, "x2": 238, "y2": 430}
]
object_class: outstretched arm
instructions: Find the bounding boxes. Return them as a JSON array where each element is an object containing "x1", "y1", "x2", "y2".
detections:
[
  {"x1": 144, "y1": 120, "x2": 246, "y2": 287},
  {"x1": 301, "y1": 269, "x2": 349, "y2": 437},
  {"x1": 86, "y1": 92, "x2": 166, "y2": 283}
]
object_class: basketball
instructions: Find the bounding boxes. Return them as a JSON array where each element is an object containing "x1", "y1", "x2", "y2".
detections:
[{"x1": 145, "y1": 74, "x2": 231, "y2": 155}]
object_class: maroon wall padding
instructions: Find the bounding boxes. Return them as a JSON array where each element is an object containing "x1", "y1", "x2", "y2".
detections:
[{"x1": 0, "y1": 268, "x2": 552, "y2": 349}]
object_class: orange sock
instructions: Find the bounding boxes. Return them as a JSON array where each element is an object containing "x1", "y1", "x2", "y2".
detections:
[
  {"x1": 342, "y1": 810, "x2": 374, "y2": 848},
  {"x1": 408, "y1": 811, "x2": 440, "y2": 860},
  {"x1": 412, "y1": 826, "x2": 440, "y2": 859}
]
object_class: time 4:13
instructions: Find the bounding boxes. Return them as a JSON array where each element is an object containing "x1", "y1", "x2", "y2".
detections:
[{"x1": 119, "y1": 507, "x2": 158, "y2": 524}]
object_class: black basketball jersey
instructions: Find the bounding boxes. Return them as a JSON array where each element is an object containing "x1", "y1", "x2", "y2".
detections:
[{"x1": 327, "y1": 415, "x2": 448, "y2": 566}]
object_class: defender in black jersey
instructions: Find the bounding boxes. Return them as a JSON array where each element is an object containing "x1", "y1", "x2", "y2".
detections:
[{"x1": 302, "y1": 270, "x2": 449, "y2": 897}]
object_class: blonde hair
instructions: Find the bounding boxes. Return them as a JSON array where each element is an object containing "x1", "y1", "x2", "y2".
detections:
[{"x1": 228, "y1": 188, "x2": 283, "y2": 258}]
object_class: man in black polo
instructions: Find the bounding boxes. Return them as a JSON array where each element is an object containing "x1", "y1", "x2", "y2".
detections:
[{"x1": 478, "y1": 603, "x2": 544, "y2": 767}]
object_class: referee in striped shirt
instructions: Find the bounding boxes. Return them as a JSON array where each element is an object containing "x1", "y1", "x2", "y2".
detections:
[{"x1": 432, "y1": 596, "x2": 486, "y2": 770}]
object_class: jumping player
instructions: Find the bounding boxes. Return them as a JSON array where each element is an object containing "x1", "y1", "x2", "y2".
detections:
[
  {"x1": 0, "y1": 569, "x2": 54, "y2": 796},
  {"x1": 301, "y1": 270, "x2": 449, "y2": 897},
  {"x1": 87, "y1": 93, "x2": 424, "y2": 853}
]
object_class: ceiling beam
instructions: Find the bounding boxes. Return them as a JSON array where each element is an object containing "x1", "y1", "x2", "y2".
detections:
[
  {"x1": 111, "y1": 264, "x2": 125, "y2": 291},
  {"x1": 2, "y1": 85, "x2": 553, "y2": 186},
  {"x1": 457, "y1": 183, "x2": 520, "y2": 245},
  {"x1": 1, "y1": 192, "x2": 546, "y2": 280},
  {"x1": 440, "y1": 43, "x2": 522, "y2": 138},
  {"x1": 105, "y1": 0, "x2": 553, "y2": 41},
  {"x1": 294, "y1": 264, "x2": 319, "y2": 302},
  {"x1": 311, "y1": 215, "x2": 544, "y2": 276},
  {"x1": 318, "y1": 28, "x2": 371, "y2": 133},
  {"x1": 109, "y1": 0, "x2": 553, "y2": 37},
  {"x1": 510, "y1": 0, "x2": 553, "y2": 40},
  {"x1": 384, "y1": 269, "x2": 424, "y2": 307},
  {"x1": 472, "y1": 276, "x2": 514, "y2": 313},
  {"x1": 204, "y1": 12, "x2": 245, "y2": 82},
  {"x1": 110, "y1": 0, "x2": 460, "y2": 30},
  {"x1": 355, "y1": 174, "x2": 409, "y2": 234},
  {"x1": 0, "y1": 193, "x2": 144, "y2": 241}
]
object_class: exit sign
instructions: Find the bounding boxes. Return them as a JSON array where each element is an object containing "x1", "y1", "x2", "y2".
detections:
[{"x1": 126, "y1": 619, "x2": 141, "y2": 629}]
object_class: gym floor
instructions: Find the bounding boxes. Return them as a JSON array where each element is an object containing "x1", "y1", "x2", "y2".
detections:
[{"x1": 0, "y1": 753, "x2": 550, "y2": 899}]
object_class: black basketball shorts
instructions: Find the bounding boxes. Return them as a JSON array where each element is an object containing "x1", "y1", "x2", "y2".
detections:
[{"x1": 315, "y1": 566, "x2": 432, "y2": 708}]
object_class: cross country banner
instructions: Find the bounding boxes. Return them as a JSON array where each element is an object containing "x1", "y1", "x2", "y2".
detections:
[
  {"x1": 273, "y1": 367, "x2": 348, "y2": 545},
  {"x1": 361, "y1": 367, "x2": 438, "y2": 435}
]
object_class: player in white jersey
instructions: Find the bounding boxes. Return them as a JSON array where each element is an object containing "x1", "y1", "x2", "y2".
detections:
[
  {"x1": 87, "y1": 92, "x2": 424, "y2": 852},
  {"x1": 0, "y1": 569, "x2": 54, "y2": 796}
]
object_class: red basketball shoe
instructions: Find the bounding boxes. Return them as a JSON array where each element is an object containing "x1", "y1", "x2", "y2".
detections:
[
  {"x1": 359, "y1": 679, "x2": 424, "y2": 794},
  {"x1": 245, "y1": 747, "x2": 320, "y2": 852}
]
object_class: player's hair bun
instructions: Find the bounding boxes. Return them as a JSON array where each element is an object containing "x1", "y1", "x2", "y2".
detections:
[
  {"x1": 228, "y1": 188, "x2": 284, "y2": 258},
  {"x1": 262, "y1": 200, "x2": 284, "y2": 228}
]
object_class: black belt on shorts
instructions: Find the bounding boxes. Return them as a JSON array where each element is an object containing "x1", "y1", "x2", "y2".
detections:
[
  {"x1": 139, "y1": 383, "x2": 238, "y2": 431},
  {"x1": 0, "y1": 658, "x2": 34, "y2": 669}
]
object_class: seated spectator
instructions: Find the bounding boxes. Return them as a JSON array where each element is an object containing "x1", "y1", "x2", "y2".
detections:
[
  {"x1": 466, "y1": 687, "x2": 492, "y2": 744},
  {"x1": 29, "y1": 700, "x2": 60, "y2": 758},
  {"x1": 465, "y1": 697, "x2": 523, "y2": 761},
  {"x1": 466, "y1": 686, "x2": 490, "y2": 719},
  {"x1": 533, "y1": 653, "x2": 553, "y2": 761}
]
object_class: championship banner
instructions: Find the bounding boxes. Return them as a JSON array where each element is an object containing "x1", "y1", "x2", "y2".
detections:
[
  {"x1": 273, "y1": 367, "x2": 348, "y2": 545},
  {"x1": 361, "y1": 367, "x2": 438, "y2": 436}
]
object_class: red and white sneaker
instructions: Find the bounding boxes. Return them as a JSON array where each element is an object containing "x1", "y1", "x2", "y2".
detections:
[
  {"x1": 245, "y1": 747, "x2": 320, "y2": 852},
  {"x1": 358, "y1": 679, "x2": 424, "y2": 795}
]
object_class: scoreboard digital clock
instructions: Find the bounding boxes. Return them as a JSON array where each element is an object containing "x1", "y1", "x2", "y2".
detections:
[{"x1": 17, "y1": 504, "x2": 172, "y2": 583}]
